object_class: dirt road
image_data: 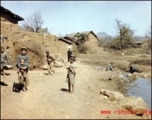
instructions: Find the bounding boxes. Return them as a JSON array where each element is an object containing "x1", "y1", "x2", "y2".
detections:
[{"x1": 1, "y1": 62, "x2": 144, "y2": 119}]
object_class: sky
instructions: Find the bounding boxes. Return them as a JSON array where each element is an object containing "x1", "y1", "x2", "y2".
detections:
[{"x1": 1, "y1": 1, "x2": 151, "y2": 37}]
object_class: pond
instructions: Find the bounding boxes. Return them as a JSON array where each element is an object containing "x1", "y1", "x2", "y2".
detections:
[
  {"x1": 89, "y1": 64, "x2": 151, "y2": 110},
  {"x1": 123, "y1": 73, "x2": 151, "y2": 110}
]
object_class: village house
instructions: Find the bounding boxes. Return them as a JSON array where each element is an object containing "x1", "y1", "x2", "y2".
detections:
[
  {"x1": 58, "y1": 32, "x2": 79, "y2": 49},
  {"x1": 58, "y1": 31, "x2": 100, "y2": 52},
  {"x1": 0, "y1": 6, "x2": 24, "y2": 35},
  {"x1": 134, "y1": 36, "x2": 149, "y2": 48},
  {"x1": 81, "y1": 31, "x2": 99, "y2": 52}
]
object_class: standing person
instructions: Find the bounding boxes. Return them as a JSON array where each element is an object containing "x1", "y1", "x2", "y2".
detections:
[
  {"x1": 66, "y1": 57, "x2": 76, "y2": 93},
  {"x1": 17, "y1": 47, "x2": 30, "y2": 90},
  {"x1": 46, "y1": 50, "x2": 55, "y2": 75},
  {"x1": 1, "y1": 47, "x2": 9, "y2": 75},
  {"x1": 18, "y1": 59, "x2": 28, "y2": 91},
  {"x1": 129, "y1": 63, "x2": 143, "y2": 73},
  {"x1": 67, "y1": 48, "x2": 72, "y2": 62}
]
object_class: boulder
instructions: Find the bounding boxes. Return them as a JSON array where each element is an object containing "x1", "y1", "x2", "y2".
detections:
[
  {"x1": 100, "y1": 89, "x2": 125, "y2": 101},
  {"x1": 95, "y1": 66, "x2": 103, "y2": 70},
  {"x1": 132, "y1": 72, "x2": 149, "y2": 78},
  {"x1": 42, "y1": 64, "x2": 48, "y2": 70},
  {"x1": 120, "y1": 96, "x2": 148, "y2": 115},
  {"x1": 54, "y1": 61, "x2": 62, "y2": 67},
  {"x1": 126, "y1": 73, "x2": 132, "y2": 77},
  {"x1": 109, "y1": 73, "x2": 125, "y2": 81},
  {"x1": 121, "y1": 53, "x2": 125, "y2": 56}
]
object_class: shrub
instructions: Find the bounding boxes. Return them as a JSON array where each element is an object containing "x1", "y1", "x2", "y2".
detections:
[
  {"x1": 77, "y1": 44, "x2": 89, "y2": 54},
  {"x1": 14, "y1": 41, "x2": 45, "y2": 69}
]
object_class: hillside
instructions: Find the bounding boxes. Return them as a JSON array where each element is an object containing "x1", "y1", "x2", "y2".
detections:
[{"x1": 1, "y1": 30, "x2": 68, "y2": 69}]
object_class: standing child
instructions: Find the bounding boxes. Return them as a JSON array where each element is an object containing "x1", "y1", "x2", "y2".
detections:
[
  {"x1": 17, "y1": 47, "x2": 30, "y2": 90},
  {"x1": 66, "y1": 57, "x2": 76, "y2": 93},
  {"x1": 46, "y1": 50, "x2": 55, "y2": 75},
  {"x1": 18, "y1": 59, "x2": 27, "y2": 91}
]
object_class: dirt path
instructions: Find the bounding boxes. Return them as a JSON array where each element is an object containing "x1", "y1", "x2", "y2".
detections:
[{"x1": 1, "y1": 62, "x2": 143, "y2": 119}]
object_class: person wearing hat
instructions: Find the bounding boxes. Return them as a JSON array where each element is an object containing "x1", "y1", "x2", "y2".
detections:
[
  {"x1": 16, "y1": 47, "x2": 30, "y2": 91},
  {"x1": 46, "y1": 50, "x2": 55, "y2": 75},
  {"x1": 1, "y1": 47, "x2": 9, "y2": 75}
]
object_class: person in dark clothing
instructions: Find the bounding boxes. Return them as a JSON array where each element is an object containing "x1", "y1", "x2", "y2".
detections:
[
  {"x1": 129, "y1": 63, "x2": 143, "y2": 73},
  {"x1": 17, "y1": 47, "x2": 30, "y2": 91},
  {"x1": 67, "y1": 48, "x2": 72, "y2": 62}
]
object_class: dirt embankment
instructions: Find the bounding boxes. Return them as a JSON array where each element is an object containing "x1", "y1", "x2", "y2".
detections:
[
  {"x1": 129, "y1": 59, "x2": 151, "y2": 66},
  {"x1": 1, "y1": 30, "x2": 67, "y2": 69},
  {"x1": 78, "y1": 53, "x2": 151, "y2": 76}
]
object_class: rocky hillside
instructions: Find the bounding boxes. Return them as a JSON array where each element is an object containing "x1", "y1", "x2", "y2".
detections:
[{"x1": 1, "y1": 30, "x2": 67, "y2": 69}]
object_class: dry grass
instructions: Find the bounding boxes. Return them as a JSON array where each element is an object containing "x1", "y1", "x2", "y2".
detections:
[{"x1": 14, "y1": 41, "x2": 45, "y2": 69}]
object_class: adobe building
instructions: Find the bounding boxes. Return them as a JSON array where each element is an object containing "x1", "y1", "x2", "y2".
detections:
[
  {"x1": 59, "y1": 31, "x2": 100, "y2": 53},
  {"x1": 0, "y1": 6, "x2": 24, "y2": 35}
]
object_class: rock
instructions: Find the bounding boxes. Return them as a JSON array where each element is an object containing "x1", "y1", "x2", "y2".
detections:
[
  {"x1": 54, "y1": 61, "x2": 62, "y2": 67},
  {"x1": 100, "y1": 89, "x2": 125, "y2": 101},
  {"x1": 132, "y1": 72, "x2": 149, "y2": 78},
  {"x1": 42, "y1": 64, "x2": 48, "y2": 70},
  {"x1": 120, "y1": 96, "x2": 148, "y2": 115},
  {"x1": 95, "y1": 66, "x2": 103, "y2": 70},
  {"x1": 126, "y1": 73, "x2": 132, "y2": 77},
  {"x1": 119, "y1": 74, "x2": 124, "y2": 80},
  {"x1": 121, "y1": 53, "x2": 125, "y2": 56},
  {"x1": 104, "y1": 96, "x2": 108, "y2": 99},
  {"x1": 109, "y1": 73, "x2": 125, "y2": 81},
  {"x1": 142, "y1": 73, "x2": 148, "y2": 78}
]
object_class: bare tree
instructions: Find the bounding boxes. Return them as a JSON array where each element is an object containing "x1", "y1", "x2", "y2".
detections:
[
  {"x1": 58, "y1": 33, "x2": 64, "y2": 37},
  {"x1": 38, "y1": 27, "x2": 49, "y2": 34},
  {"x1": 115, "y1": 19, "x2": 134, "y2": 52},
  {"x1": 97, "y1": 32, "x2": 112, "y2": 47},
  {"x1": 21, "y1": 11, "x2": 43, "y2": 33}
]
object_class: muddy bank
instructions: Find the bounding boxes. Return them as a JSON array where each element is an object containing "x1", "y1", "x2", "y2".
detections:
[{"x1": 129, "y1": 59, "x2": 151, "y2": 66}]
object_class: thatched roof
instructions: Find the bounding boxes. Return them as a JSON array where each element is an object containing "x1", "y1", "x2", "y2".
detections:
[
  {"x1": 0, "y1": 6, "x2": 24, "y2": 21},
  {"x1": 81, "y1": 31, "x2": 99, "y2": 40},
  {"x1": 65, "y1": 32, "x2": 80, "y2": 38},
  {"x1": 62, "y1": 30, "x2": 99, "y2": 44},
  {"x1": 58, "y1": 37, "x2": 73, "y2": 44},
  {"x1": 63, "y1": 36, "x2": 77, "y2": 42}
]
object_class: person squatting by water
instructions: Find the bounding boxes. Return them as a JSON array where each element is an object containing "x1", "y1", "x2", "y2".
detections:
[
  {"x1": 17, "y1": 47, "x2": 30, "y2": 91},
  {"x1": 129, "y1": 63, "x2": 143, "y2": 73},
  {"x1": 106, "y1": 62, "x2": 114, "y2": 71},
  {"x1": 66, "y1": 56, "x2": 77, "y2": 93},
  {"x1": 46, "y1": 50, "x2": 55, "y2": 75}
]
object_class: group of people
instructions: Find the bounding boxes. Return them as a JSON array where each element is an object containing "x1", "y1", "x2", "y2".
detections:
[
  {"x1": 106, "y1": 61, "x2": 143, "y2": 73},
  {"x1": 1, "y1": 47, "x2": 77, "y2": 93},
  {"x1": 1, "y1": 46, "x2": 142, "y2": 93}
]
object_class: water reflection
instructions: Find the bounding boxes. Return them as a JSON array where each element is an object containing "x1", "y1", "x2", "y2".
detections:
[{"x1": 126, "y1": 76, "x2": 151, "y2": 110}]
